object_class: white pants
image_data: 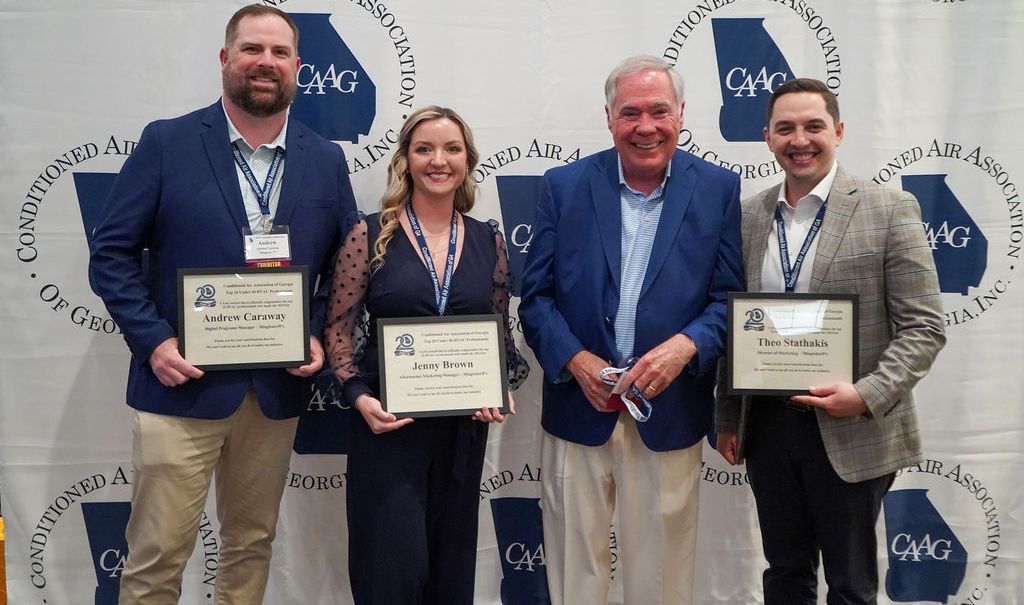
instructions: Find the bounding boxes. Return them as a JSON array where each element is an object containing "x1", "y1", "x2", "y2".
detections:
[{"x1": 541, "y1": 413, "x2": 701, "y2": 605}]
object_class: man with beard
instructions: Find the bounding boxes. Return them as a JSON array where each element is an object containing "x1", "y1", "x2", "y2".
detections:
[{"x1": 90, "y1": 5, "x2": 355, "y2": 603}]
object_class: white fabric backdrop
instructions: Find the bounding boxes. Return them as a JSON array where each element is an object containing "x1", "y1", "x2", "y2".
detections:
[{"x1": 2, "y1": 1, "x2": 1022, "y2": 603}]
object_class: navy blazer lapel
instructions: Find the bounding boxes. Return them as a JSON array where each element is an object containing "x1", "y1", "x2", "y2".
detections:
[
  {"x1": 640, "y1": 151, "x2": 695, "y2": 297},
  {"x1": 590, "y1": 151, "x2": 623, "y2": 290},
  {"x1": 809, "y1": 166, "x2": 859, "y2": 291},
  {"x1": 201, "y1": 102, "x2": 248, "y2": 236},
  {"x1": 274, "y1": 118, "x2": 307, "y2": 227}
]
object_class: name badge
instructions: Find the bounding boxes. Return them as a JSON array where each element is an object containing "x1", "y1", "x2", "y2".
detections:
[{"x1": 244, "y1": 226, "x2": 291, "y2": 267}]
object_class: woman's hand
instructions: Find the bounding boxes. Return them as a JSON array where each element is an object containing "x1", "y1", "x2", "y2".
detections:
[
  {"x1": 355, "y1": 394, "x2": 415, "y2": 433},
  {"x1": 473, "y1": 391, "x2": 516, "y2": 423}
]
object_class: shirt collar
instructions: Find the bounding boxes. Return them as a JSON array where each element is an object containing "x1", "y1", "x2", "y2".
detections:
[
  {"x1": 221, "y1": 99, "x2": 289, "y2": 153},
  {"x1": 777, "y1": 160, "x2": 838, "y2": 209},
  {"x1": 616, "y1": 153, "x2": 672, "y2": 197}
]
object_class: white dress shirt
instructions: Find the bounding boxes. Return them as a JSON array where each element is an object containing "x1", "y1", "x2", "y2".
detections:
[{"x1": 761, "y1": 161, "x2": 839, "y2": 293}]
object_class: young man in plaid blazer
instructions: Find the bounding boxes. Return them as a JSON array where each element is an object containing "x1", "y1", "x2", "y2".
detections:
[{"x1": 715, "y1": 78, "x2": 946, "y2": 605}]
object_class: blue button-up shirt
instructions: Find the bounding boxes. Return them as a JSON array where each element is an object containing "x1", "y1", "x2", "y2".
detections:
[{"x1": 614, "y1": 156, "x2": 671, "y2": 363}]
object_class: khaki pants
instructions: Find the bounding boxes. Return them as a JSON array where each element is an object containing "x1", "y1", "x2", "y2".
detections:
[
  {"x1": 118, "y1": 392, "x2": 298, "y2": 605},
  {"x1": 541, "y1": 413, "x2": 701, "y2": 605}
]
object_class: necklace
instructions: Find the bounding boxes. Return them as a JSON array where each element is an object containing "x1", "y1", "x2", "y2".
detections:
[{"x1": 421, "y1": 231, "x2": 450, "y2": 257}]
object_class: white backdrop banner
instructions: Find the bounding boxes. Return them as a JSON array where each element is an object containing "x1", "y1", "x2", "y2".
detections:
[{"x1": 2, "y1": 1, "x2": 1022, "y2": 603}]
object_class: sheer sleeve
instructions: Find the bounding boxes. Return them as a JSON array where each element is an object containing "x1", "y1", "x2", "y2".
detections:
[
  {"x1": 324, "y1": 212, "x2": 373, "y2": 404},
  {"x1": 488, "y1": 219, "x2": 530, "y2": 390}
]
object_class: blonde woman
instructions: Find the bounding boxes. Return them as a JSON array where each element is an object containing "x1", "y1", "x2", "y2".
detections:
[{"x1": 325, "y1": 106, "x2": 528, "y2": 604}]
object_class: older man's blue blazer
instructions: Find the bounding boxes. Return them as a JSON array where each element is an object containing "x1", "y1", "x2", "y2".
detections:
[
  {"x1": 90, "y1": 101, "x2": 356, "y2": 420},
  {"x1": 519, "y1": 148, "x2": 743, "y2": 451}
]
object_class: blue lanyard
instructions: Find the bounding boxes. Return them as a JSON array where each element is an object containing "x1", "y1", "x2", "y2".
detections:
[
  {"x1": 406, "y1": 203, "x2": 458, "y2": 315},
  {"x1": 775, "y1": 200, "x2": 828, "y2": 293},
  {"x1": 231, "y1": 144, "x2": 284, "y2": 228}
]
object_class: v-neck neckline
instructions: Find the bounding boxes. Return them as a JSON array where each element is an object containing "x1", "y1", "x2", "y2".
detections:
[{"x1": 399, "y1": 215, "x2": 464, "y2": 285}]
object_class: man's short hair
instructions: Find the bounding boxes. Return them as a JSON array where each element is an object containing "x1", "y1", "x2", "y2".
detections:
[
  {"x1": 604, "y1": 55, "x2": 685, "y2": 109},
  {"x1": 766, "y1": 78, "x2": 840, "y2": 125},
  {"x1": 225, "y1": 4, "x2": 299, "y2": 49}
]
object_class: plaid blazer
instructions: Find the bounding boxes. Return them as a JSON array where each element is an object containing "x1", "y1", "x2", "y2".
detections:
[{"x1": 716, "y1": 166, "x2": 946, "y2": 482}]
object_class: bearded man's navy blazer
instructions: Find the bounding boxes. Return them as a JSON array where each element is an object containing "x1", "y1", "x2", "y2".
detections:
[
  {"x1": 519, "y1": 148, "x2": 744, "y2": 451},
  {"x1": 90, "y1": 101, "x2": 356, "y2": 420}
]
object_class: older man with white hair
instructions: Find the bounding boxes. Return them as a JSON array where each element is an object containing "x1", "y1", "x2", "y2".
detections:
[{"x1": 520, "y1": 55, "x2": 743, "y2": 604}]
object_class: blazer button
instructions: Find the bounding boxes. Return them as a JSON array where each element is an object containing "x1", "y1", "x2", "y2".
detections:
[{"x1": 604, "y1": 316, "x2": 613, "y2": 325}]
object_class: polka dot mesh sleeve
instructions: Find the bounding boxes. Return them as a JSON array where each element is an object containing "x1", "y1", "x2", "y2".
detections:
[
  {"x1": 325, "y1": 214, "x2": 370, "y2": 385},
  {"x1": 488, "y1": 220, "x2": 530, "y2": 390}
]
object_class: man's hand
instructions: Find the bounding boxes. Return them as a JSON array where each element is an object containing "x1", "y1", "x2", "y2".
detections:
[
  {"x1": 149, "y1": 337, "x2": 204, "y2": 387},
  {"x1": 615, "y1": 334, "x2": 696, "y2": 399},
  {"x1": 354, "y1": 394, "x2": 415, "y2": 434},
  {"x1": 790, "y1": 382, "x2": 869, "y2": 417},
  {"x1": 566, "y1": 350, "x2": 614, "y2": 412},
  {"x1": 715, "y1": 431, "x2": 744, "y2": 465},
  {"x1": 287, "y1": 336, "x2": 325, "y2": 377}
]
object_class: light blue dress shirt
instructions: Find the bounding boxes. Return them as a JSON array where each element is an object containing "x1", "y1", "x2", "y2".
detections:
[
  {"x1": 613, "y1": 155, "x2": 671, "y2": 364},
  {"x1": 223, "y1": 102, "x2": 288, "y2": 234}
]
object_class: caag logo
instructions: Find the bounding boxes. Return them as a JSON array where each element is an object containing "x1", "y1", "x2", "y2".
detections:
[
  {"x1": 903, "y1": 174, "x2": 987, "y2": 295},
  {"x1": 494, "y1": 175, "x2": 543, "y2": 297},
  {"x1": 886, "y1": 459, "x2": 1004, "y2": 603},
  {"x1": 490, "y1": 497, "x2": 550, "y2": 604},
  {"x1": 473, "y1": 138, "x2": 581, "y2": 297},
  {"x1": 481, "y1": 464, "x2": 624, "y2": 603},
  {"x1": 662, "y1": 0, "x2": 841, "y2": 186},
  {"x1": 884, "y1": 489, "x2": 967, "y2": 602},
  {"x1": 711, "y1": 18, "x2": 793, "y2": 142},
  {"x1": 291, "y1": 13, "x2": 375, "y2": 143},
  {"x1": 10, "y1": 137, "x2": 136, "y2": 334},
  {"x1": 278, "y1": 0, "x2": 418, "y2": 174},
  {"x1": 873, "y1": 140, "x2": 1020, "y2": 326},
  {"x1": 479, "y1": 463, "x2": 549, "y2": 604},
  {"x1": 81, "y1": 502, "x2": 132, "y2": 604},
  {"x1": 293, "y1": 377, "x2": 352, "y2": 456},
  {"x1": 24, "y1": 466, "x2": 220, "y2": 604},
  {"x1": 293, "y1": 315, "x2": 362, "y2": 456}
]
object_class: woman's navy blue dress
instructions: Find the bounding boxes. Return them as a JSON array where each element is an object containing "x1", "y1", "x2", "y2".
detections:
[{"x1": 326, "y1": 211, "x2": 528, "y2": 605}]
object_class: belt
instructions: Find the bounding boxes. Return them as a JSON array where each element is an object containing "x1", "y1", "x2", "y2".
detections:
[
  {"x1": 754, "y1": 395, "x2": 813, "y2": 413},
  {"x1": 785, "y1": 400, "x2": 814, "y2": 412}
]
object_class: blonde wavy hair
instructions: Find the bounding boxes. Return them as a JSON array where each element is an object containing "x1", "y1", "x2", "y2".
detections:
[{"x1": 371, "y1": 106, "x2": 480, "y2": 272}]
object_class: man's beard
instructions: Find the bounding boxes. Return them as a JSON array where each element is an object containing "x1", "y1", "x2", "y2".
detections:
[{"x1": 223, "y1": 67, "x2": 295, "y2": 117}]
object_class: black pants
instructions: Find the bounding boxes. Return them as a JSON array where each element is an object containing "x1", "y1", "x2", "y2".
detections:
[
  {"x1": 746, "y1": 397, "x2": 894, "y2": 605},
  {"x1": 346, "y1": 414, "x2": 488, "y2": 605}
]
